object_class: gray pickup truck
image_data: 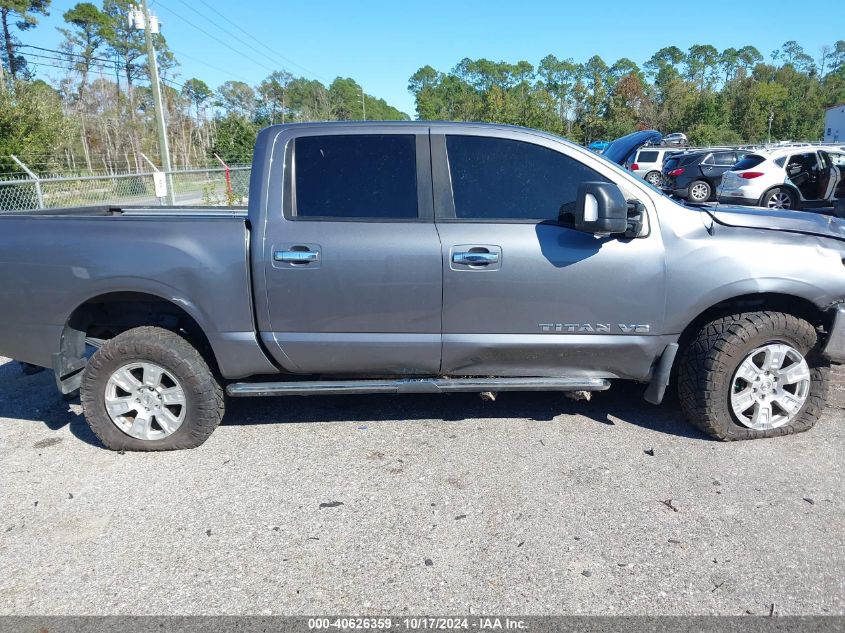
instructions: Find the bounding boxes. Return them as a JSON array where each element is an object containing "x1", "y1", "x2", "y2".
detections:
[{"x1": 2, "y1": 122, "x2": 845, "y2": 451}]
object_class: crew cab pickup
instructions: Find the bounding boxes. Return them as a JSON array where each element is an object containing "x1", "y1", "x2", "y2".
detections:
[{"x1": 2, "y1": 122, "x2": 845, "y2": 450}]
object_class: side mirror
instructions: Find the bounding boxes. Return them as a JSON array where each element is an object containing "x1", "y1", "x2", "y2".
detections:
[{"x1": 565, "y1": 182, "x2": 629, "y2": 235}]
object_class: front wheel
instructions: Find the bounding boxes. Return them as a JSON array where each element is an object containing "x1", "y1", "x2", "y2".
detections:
[
  {"x1": 81, "y1": 326, "x2": 224, "y2": 451},
  {"x1": 678, "y1": 312, "x2": 828, "y2": 440}
]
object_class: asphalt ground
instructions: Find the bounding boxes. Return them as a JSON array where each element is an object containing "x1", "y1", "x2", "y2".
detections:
[{"x1": 0, "y1": 356, "x2": 842, "y2": 615}]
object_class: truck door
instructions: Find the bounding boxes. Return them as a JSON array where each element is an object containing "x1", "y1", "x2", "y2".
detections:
[
  {"x1": 260, "y1": 130, "x2": 443, "y2": 374},
  {"x1": 431, "y1": 129, "x2": 666, "y2": 380}
]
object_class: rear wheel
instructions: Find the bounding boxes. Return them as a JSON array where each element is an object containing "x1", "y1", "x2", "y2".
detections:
[
  {"x1": 678, "y1": 311, "x2": 828, "y2": 441},
  {"x1": 81, "y1": 326, "x2": 224, "y2": 451},
  {"x1": 761, "y1": 187, "x2": 798, "y2": 210},
  {"x1": 645, "y1": 171, "x2": 663, "y2": 186},
  {"x1": 688, "y1": 180, "x2": 712, "y2": 202}
]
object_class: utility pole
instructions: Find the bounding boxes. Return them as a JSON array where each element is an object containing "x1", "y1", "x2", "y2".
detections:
[
  {"x1": 767, "y1": 111, "x2": 774, "y2": 145},
  {"x1": 138, "y1": 0, "x2": 175, "y2": 204},
  {"x1": 359, "y1": 86, "x2": 366, "y2": 120}
]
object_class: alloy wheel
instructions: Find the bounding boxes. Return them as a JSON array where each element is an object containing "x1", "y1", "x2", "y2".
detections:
[
  {"x1": 730, "y1": 343, "x2": 811, "y2": 430},
  {"x1": 104, "y1": 362, "x2": 187, "y2": 440}
]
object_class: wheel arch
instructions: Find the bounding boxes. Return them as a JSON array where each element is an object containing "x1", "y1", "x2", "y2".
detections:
[
  {"x1": 56, "y1": 291, "x2": 221, "y2": 393},
  {"x1": 759, "y1": 183, "x2": 801, "y2": 207},
  {"x1": 675, "y1": 292, "x2": 829, "y2": 365}
]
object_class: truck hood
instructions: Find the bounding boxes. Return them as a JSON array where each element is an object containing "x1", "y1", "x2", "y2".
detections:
[{"x1": 710, "y1": 206, "x2": 845, "y2": 242}]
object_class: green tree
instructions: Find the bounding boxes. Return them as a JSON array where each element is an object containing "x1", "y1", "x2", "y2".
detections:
[
  {"x1": 209, "y1": 113, "x2": 257, "y2": 162},
  {"x1": 0, "y1": 0, "x2": 50, "y2": 80},
  {"x1": 0, "y1": 79, "x2": 69, "y2": 172},
  {"x1": 685, "y1": 44, "x2": 720, "y2": 90},
  {"x1": 286, "y1": 77, "x2": 333, "y2": 121},
  {"x1": 257, "y1": 70, "x2": 293, "y2": 124},
  {"x1": 215, "y1": 80, "x2": 255, "y2": 118},
  {"x1": 538, "y1": 54, "x2": 579, "y2": 132},
  {"x1": 181, "y1": 77, "x2": 211, "y2": 120},
  {"x1": 58, "y1": 2, "x2": 111, "y2": 95},
  {"x1": 101, "y1": 0, "x2": 144, "y2": 98}
]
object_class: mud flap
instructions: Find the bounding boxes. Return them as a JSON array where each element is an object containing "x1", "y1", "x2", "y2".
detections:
[{"x1": 644, "y1": 343, "x2": 679, "y2": 405}]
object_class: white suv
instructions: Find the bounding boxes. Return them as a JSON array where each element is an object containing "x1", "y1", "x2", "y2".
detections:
[
  {"x1": 717, "y1": 147, "x2": 844, "y2": 209},
  {"x1": 626, "y1": 147, "x2": 680, "y2": 186}
]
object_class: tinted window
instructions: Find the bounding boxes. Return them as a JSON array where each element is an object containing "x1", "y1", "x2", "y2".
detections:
[
  {"x1": 732, "y1": 155, "x2": 766, "y2": 171},
  {"x1": 637, "y1": 150, "x2": 659, "y2": 163},
  {"x1": 445, "y1": 136, "x2": 608, "y2": 221},
  {"x1": 713, "y1": 151, "x2": 736, "y2": 165},
  {"x1": 663, "y1": 156, "x2": 680, "y2": 171},
  {"x1": 294, "y1": 134, "x2": 417, "y2": 219}
]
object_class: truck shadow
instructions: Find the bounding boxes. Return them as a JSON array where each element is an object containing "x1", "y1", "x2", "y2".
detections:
[
  {"x1": 221, "y1": 381, "x2": 710, "y2": 441},
  {"x1": 0, "y1": 359, "x2": 710, "y2": 447},
  {"x1": 0, "y1": 359, "x2": 100, "y2": 446}
]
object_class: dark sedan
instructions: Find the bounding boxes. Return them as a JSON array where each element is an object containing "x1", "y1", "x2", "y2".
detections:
[{"x1": 662, "y1": 149, "x2": 747, "y2": 202}]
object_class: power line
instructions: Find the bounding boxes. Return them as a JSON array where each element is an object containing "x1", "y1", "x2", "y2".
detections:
[
  {"x1": 187, "y1": 0, "x2": 326, "y2": 81},
  {"x1": 19, "y1": 44, "x2": 119, "y2": 67},
  {"x1": 154, "y1": 1, "x2": 279, "y2": 74},
  {"x1": 169, "y1": 47, "x2": 241, "y2": 77},
  {"x1": 20, "y1": 44, "x2": 185, "y2": 90}
]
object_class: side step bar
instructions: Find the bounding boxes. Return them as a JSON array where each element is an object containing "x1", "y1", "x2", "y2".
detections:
[{"x1": 227, "y1": 376, "x2": 611, "y2": 398}]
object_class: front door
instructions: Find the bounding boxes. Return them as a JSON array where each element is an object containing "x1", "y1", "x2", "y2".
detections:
[
  {"x1": 431, "y1": 130, "x2": 667, "y2": 380},
  {"x1": 262, "y1": 131, "x2": 443, "y2": 375}
]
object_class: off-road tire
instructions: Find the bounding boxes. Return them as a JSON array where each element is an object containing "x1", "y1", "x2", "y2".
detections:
[
  {"x1": 678, "y1": 312, "x2": 828, "y2": 441},
  {"x1": 81, "y1": 326, "x2": 224, "y2": 451}
]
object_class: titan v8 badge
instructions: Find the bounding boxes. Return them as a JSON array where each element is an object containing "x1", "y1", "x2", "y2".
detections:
[{"x1": 539, "y1": 323, "x2": 651, "y2": 334}]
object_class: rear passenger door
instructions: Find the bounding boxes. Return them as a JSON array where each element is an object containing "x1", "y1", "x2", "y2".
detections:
[
  {"x1": 431, "y1": 129, "x2": 667, "y2": 379},
  {"x1": 261, "y1": 129, "x2": 443, "y2": 375},
  {"x1": 703, "y1": 151, "x2": 739, "y2": 185}
]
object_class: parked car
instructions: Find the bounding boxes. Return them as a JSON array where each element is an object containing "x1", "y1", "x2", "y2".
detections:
[
  {"x1": 662, "y1": 149, "x2": 747, "y2": 202},
  {"x1": 626, "y1": 147, "x2": 681, "y2": 186},
  {"x1": 587, "y1": 140, "x2": 610, "y2": 153},
  {"x1": 661, "y1": 132, "x2": 688, "y2": 146},
  {"x1": 2, "y1": 122, "x2": 845, "y2": 451},
  {"x1": 718, "y1": 147, "x2": 844, "y2": 210}
]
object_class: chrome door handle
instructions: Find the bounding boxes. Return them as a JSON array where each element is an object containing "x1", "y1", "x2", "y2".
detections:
[
  {"x1": 452, "y1": 251, "x2": 499, "y2": 265},
  {"x1": 274, "y1": 250, "x2": 319, "y2": 263}
]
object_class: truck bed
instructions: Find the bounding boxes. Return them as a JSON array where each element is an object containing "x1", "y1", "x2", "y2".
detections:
[
  {"x1": 0, "y1": 205, "x2": 248, "y2": 218},
  {"x1": 0, "y1": 206, "x2": 274, "y2": 380}
]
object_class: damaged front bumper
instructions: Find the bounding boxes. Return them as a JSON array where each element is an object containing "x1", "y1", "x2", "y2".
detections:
[{"x1": 823, "y1": 305, "x2": 845, "y2": 363}]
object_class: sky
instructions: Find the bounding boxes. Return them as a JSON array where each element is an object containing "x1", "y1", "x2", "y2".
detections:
[{"x1": 24, "y1": 0, "x2": 845, "y2": 117}]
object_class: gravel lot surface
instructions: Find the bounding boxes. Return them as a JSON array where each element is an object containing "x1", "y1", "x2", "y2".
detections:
[{"x1": 0, "y1": 356, "x2": 842, "y2": 615}]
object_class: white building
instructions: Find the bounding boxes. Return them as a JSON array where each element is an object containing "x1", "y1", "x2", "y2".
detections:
[{"x1": 825, "y1": 103, "x2": 845, "y2": 143}]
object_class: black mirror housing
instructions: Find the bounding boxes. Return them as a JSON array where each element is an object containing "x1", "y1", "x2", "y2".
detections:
[{"x1": 569, "y1": 182, "x2": 629, "y2": 234}]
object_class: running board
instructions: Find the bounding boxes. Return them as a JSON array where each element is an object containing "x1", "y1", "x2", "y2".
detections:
[{"x1": 226, "y1": 376, "x2": 611, "y2": 398}]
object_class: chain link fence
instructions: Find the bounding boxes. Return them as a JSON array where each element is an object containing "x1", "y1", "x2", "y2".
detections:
[{"x1": 0, "y1": 163, "x2": 251, "y2": 212}]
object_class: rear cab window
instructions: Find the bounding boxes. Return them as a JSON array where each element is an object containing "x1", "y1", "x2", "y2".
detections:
[{"x1": 290, "y1": 134, "x2": 419, "y2": 220}]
